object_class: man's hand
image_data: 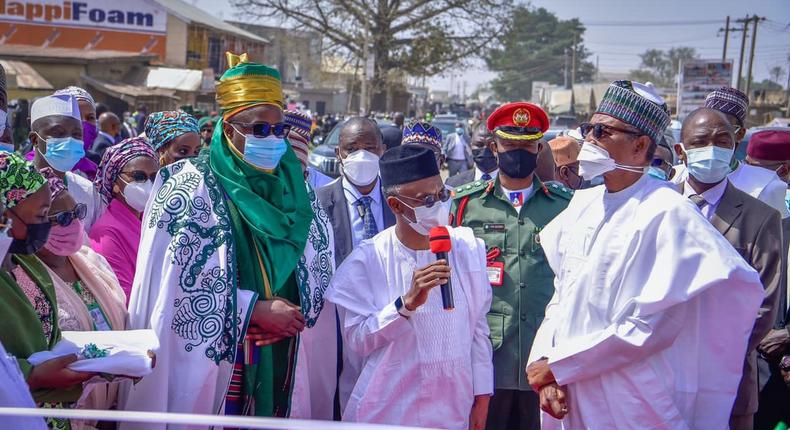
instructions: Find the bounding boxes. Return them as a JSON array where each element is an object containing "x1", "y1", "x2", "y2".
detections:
[
  {"x1": 527, "y1": 359, "x2": 556, "y2": 392},
  {"x1": 28, "y1": 355, "x2": 96, "y2": 390},
  {"x1": 403, "y1": 260, "x2": 451, "y2": 311},
  {"x1": 250, "y1": 298, "x2": 305, "y2": 338},
  {"x1": 758, "y1": 328, "x2": 790, "y2": 362},
  {"x1": 245, "y1": 325, "x2": 286, "y2": 347},
  {"x1": 539, "y1": 383, "x2": 568, "y2": 419},
  {"x1": 468, "y1": 395, "x2": 490, "y2": 430}
]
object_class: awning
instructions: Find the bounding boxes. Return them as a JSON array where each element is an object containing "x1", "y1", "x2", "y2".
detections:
[
  {"x1": 146, "y1": 67, "x2": 215, "y2": 93},
  {"x1": 0, "y1": 60, "x2": 53, "y2": 90},
  {"x1": 82, "y1": 75, "x2": 178, "y2": 101}
]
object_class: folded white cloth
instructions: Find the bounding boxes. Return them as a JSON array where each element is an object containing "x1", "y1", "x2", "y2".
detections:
[{"x1": 28, "y1": 330, "x2": 158, "y2": 377}]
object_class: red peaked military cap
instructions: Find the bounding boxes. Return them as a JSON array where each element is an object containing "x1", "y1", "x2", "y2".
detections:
[
  {"x1": 486, "y1": 102, "x2": 550, "y2": 140},
  {"x1": 747, "y1": 129, "x2": 790, "y2": 161}
]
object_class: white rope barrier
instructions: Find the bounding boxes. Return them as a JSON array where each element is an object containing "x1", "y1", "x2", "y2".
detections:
[{"x1": 0, "y1": 407, "x2": 430, "y2": 429}]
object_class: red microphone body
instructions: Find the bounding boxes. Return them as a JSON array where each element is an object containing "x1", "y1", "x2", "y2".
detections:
[{"x1": 429, "y1": 226, "x2": 454, "y2": 310}]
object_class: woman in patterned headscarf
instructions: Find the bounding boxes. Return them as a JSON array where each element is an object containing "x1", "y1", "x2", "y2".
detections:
[
  {"x1": 88, "y1": 138, "x2": 158, "y2": 301},
  {"x1": 144, "y1": 110, "x2": 201, "y2": 166},
  {"x1": 0, "y1": 152, "x2": 95, "y2": 429}
]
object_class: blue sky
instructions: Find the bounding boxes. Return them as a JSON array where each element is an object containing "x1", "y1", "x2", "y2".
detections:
[{"x1": 194, "y1": 0, "x2": 790, "y2": 93}]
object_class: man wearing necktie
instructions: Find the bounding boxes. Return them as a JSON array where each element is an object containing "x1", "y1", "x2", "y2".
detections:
[{"x1": 676, "y1": 107, "x2": 782, "y2": 430}]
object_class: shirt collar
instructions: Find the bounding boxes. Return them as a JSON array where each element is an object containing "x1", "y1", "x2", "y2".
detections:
[
  {"x1": 475, "y1": 167, "x2": 498, "y2": 181},
  {"x1": 342, "y1": 176, "x2": 381, "y2": 205},
  {"x1": 684, "y1": 177, "x2": 729, "y2": 206},
  {"x1": 99, "y1": 131, "x2": 116, "y2": 142}
]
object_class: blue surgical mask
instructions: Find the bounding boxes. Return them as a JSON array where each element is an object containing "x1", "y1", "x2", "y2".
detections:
[
  {"x1": 647, "y1": 166, "x2": 668, "y2": 181},
  {"x1": 685, "y1": 146, "x2": 733, "y2": 184},
  {"x1": 243, "y1": 135, "x2": 287, "y2": 170},
  {"x1": 455, "y1": 128, "x2": 464, "y2": 135},
  {"x1": 37, "y1": 135, "x2": 85, "y2": 173}
]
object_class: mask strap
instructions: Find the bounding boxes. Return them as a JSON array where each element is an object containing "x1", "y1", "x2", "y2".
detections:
[{"x1": 615, "y1": 164, "x2": 646, "y2": 174}]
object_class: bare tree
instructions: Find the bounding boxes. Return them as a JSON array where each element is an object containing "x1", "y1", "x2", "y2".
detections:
[
  {"x1": 769, "y1": 66, "x2": 786, "y2": 85},
  {"x1": 231, "y1": 0, "x2": 512, "y2": 111}
]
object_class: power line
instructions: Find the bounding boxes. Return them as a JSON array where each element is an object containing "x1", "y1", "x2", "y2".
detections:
[{"x1": 582, "y1": 19, "x2": 721, "y2": 27}]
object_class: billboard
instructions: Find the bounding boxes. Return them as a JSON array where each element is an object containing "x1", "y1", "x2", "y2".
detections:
[
  {"x1": 0, "y1": 0, "x2": 167, "y2": 58},
  {"x1": 677, "y1": 59, "x2": 733, "y2": 119}
]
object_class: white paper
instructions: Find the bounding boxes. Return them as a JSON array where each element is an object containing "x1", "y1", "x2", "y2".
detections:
[{"x1": 28, "y1": 330, "x2": 159, "y2": 377}]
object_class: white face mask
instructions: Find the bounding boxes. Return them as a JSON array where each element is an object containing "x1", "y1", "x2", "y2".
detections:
[
  {"x1": 341, "y1": 149, "x2": 380, "y2": 186},
  {"x1": 121, "y1": 179, "x2": 154, "y2": 213},
  {"x1": 577, "y1": 142, "x2": 646, "y2": 180},
  {"x1": 398, "y1": 198, "x2": 451, "y2": 236}
]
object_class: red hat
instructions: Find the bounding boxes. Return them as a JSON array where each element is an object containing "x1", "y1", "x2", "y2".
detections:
[
  {"x1": 486, "y1": 102, "x2": 550, "y2": 141},
  {"x1": 747, "y1": 129, "x2": 790, "y2": 161}
]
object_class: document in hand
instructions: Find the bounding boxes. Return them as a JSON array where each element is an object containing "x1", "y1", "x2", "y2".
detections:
[{"x1": 28, "y1": 329, "x2": 159, "y2": 377}]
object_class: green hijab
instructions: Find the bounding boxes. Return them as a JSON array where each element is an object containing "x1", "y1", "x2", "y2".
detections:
[{"x1": 209, "y1": 112, "x2": 312, "y2": 416}]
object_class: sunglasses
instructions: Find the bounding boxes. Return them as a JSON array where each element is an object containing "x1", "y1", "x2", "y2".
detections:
[
  {"x1": 229, "y1": 122, "x2": 292, "y2": 138},
  {"x1": 580, "y1": 122, "x2": 643, "y2": 140},
  {"x1": 399, "y1": 188, "x2": 451, "y2": 208},
  {"x1": 49, "y1": 203, "x2": 87, "y2": 227},
  {"x1": 122, "y1": 170, "x2": 157, "y2": 183}
]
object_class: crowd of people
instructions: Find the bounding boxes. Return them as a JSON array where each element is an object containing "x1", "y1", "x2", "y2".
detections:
[{"x1": 0, "y1": 51, "x2": 788, "y2": 430}]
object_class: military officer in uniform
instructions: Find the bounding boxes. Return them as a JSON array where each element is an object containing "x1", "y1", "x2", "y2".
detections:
[{"x1": 450, "y1": 102, "x2": 571, "y2": 430}]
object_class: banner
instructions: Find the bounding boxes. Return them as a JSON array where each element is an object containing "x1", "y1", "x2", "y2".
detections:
[{"x1": 0, "y1": 0, "x2": 166, "y2": 34}]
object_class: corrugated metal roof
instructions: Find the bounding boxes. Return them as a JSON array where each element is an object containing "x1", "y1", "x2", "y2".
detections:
[
  {"x1": 82, "y1": 75, "x2": 178, "y2": 99},
  {"x1": 0, "y1": 60, "x2": 53, "y2": 90},
  {"x1": 151, "y1": 0, "x2": 269, "y2": 44},
  {"x1": 0, "y1": 44, "x2": 156, "y2": 62}
]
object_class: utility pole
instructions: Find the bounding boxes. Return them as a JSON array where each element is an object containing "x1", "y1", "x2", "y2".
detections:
[
  {"x1": 736, "y1": 16, "x2": 750, "y2": 91},
  {"x1": 785, "y1": 54, "x2": 790, "y2": 117},
  {"x1": 571, "y1": 31, "x2": 578, "y2": 87},
  {"x1": 563, "y1": 47, "x2": 569, "y2": 89},
  {"x1": 721, "y1": 16, "x2": 730, "y2": 62},
  {"x1": 745, "y1": 15, "x2": 765, "y2": 97},
  {"x1": 360, "y1": 27, "x2": 369, "y2": 116}
]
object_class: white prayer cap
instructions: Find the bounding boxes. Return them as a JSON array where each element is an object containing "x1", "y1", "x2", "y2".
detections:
[{"x1": 30, "y1": 94, "x2": 81, "y2": 124}]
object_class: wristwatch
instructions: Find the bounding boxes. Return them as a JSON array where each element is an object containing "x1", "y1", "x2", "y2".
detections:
[{"x1": 395, "y1": 296, "x2": 414, "y2": 318}]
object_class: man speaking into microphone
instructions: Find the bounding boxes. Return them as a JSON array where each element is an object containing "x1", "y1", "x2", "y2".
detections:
[{"x1": 325, "y1": 145, "x2": 494, "y2": 430}]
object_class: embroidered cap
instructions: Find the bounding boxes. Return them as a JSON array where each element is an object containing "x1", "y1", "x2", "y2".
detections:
[
  {"x1": 595, "y1": 80, "x2": 671, "y2": 145},
  {"x1": 704, "y1": 86, "x2": 749, "y2": 126}
]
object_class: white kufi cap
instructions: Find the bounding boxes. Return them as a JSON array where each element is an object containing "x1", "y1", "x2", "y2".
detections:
[{"x1": 30, "y1": 94, "x2": 81, "y2": 124}]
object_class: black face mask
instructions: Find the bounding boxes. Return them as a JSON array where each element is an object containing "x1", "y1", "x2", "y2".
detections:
[
  {"x1": 9, "y1": 221, "x2": 51, "y2": 255},
  {"x1": 497, "y1": 148, "x2": 538, "y2": 179},
  {"x1": 472, "y1": 147, "x2": 498, "y2": 173}
]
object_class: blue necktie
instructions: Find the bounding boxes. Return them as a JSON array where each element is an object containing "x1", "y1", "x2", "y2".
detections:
[
  {"x1": 482, "y1": 173, "x2": 492, "y2": 181},
  {"x1": 356, "y1": 196, "x2": 379, "y2": 239}
]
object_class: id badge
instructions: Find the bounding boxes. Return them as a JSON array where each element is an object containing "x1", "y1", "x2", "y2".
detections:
[
  {"x1": 87, "y1": 303, "x2": 112, "y2": 331},
  {"x1": 487, "y1": 261, "x2": 504, "y2": 287}
]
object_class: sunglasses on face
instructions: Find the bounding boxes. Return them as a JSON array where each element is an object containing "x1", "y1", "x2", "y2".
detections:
[
  {"x1": 399, "y1": 188, "x2": 451, "y2": 208},
  {"x1": 122, "y1": 170, "x2": 157, "y2": 183},
  {"x1": 49, "y1": 203, "x2": 87, "y2": 227},
  {"x1": 229, "y1": 121, "x2": 292, "y2": 138},
  {"x1": 580, "y1": 122, "x2": 643, "y2": 140},
  {"x1": 651, "y1": 158, "x2": 672, "y2": 170}
]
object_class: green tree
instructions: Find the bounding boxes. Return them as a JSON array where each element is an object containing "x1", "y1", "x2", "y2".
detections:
[
  {"x1": 231, "y1": 0, "x2": 512, "y2": 112},
  {"x1": 484, "y1": 6, "x2": 595, "y2": 101},
  {"x1": 629, "y1": 47, "x2": 698, "y2": 87}
]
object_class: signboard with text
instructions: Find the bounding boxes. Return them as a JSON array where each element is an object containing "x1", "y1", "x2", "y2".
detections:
[
  {"x1": 0, "y1": 0, "x2": 167, "y2": 58},
  {"x1": 677, "y1": 59, "x2": 733, "y2": 119}
]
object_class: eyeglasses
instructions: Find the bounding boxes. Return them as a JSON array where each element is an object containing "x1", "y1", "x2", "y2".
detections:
[
  {"x1": 580, "y1": 122, "x2": 643, "y2": 140},
  {"x1": 399, "y1": 188, "x2": 451, "y2": 208},
  {"x1": 121, "y1": 170, "x2": 157, "y2": 183},
  {"x1": 49, "y1": 203, "x2": 87, "y2": 227},
  {"x1": 228, "y1": 121, "x2": 292, "y2": 138}
]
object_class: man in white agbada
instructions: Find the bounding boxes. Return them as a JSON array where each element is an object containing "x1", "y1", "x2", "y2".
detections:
[
  {"x1": 325, "y1": 145, "x2": 493, "y2": 430},
  {"x1": 526, "y1": 80, "x2": 765, "y2": 429}
]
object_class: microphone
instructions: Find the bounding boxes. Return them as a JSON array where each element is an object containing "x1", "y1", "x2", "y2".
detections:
[{"x1": 429, "y1": 226, "x2": 454, "y2": 310}]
